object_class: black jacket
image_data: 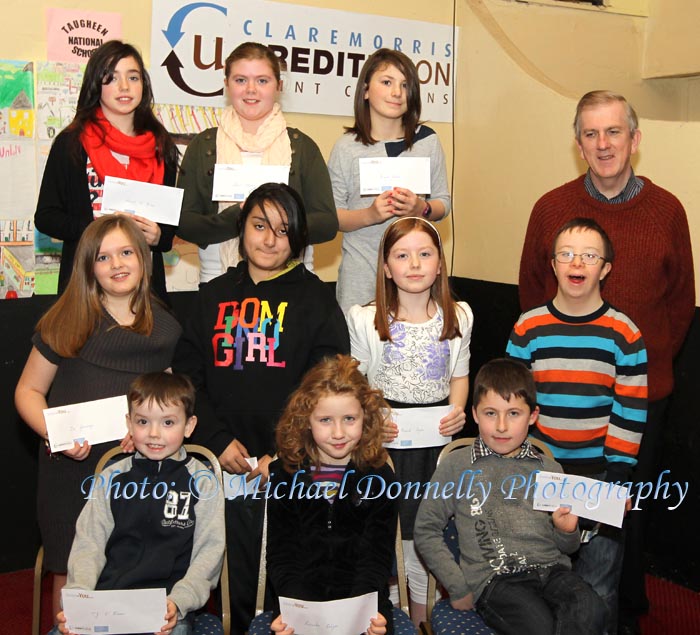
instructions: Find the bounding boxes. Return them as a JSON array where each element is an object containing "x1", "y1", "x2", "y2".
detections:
[
  {"x1": 266, "y1": 459, "x2": 398, "y2": 634},
  {"x1": 34, "y1": 129, "x2": 176, "y2": 301}
]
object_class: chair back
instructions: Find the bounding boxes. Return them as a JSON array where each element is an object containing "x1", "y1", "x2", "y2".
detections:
[{"x1": 527, "y1": 435, "x2": 555, "y2": 459}]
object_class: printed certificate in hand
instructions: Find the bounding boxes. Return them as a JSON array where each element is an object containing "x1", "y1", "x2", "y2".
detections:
[
  {"x1": 532, "y1": 471, "x2": 629, "y2": 528},
  {"x1": 212, "y1": 163, "x2": 290, "y2": 201},
  {"x1": 44, "y1": 395, "x2": 129, "y2": 453},
  {"x1": 62, "y1": 588, "x2": 166, "y2": 635},
  {"x1": 223, "y1": 457, "x2": 259, "y2": 499},
  {"x1": 101, "y1": 176, "x2": 184, "y2": 225},
  {"x1": 359, "y1": 157, "x2": 431, "y2": 195},
  {"x1": 280, "y1": 591, "x2": 377, "y2": 635},
  {"x1": 383, "y1": 405, "x2": 453, "y2": 449}
]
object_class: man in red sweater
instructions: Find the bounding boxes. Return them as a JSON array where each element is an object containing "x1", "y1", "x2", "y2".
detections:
[{"x1": 518, "y1": 90, "x2": 695, "y2": 635}]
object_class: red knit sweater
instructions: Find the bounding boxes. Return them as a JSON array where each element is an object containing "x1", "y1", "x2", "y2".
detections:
[{"x1": 519, "y1": 175, "x2": 695, "y2": 401}]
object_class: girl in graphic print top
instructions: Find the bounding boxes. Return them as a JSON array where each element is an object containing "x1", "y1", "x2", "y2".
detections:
[
  {"x1": 174, "y1": 183, "x2": 349, "y2": 634},
  {"x1": 268, "y1": 355, "x2": 398, "y2": 635},
  {"x1": 14, "y1": 215, "x2": 181, "y2": 629},
  {"x1": 347, "y1": 217, "x2": 473, "y2": 626},
  {"x1": 35, "y1": 40, "x2": 179, "y2": 302},
  {"x1": 329, "y1": 48, "x2": 451, "y2": 313}
]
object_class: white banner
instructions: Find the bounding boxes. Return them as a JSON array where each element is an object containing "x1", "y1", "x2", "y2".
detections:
[{"x1": 150, "y1": 0, "x2": 456, "y2": 122}]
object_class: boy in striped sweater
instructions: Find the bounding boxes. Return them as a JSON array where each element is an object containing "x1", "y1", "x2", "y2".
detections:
[{"x1": 507, "y1": 217, "x2": 647, "y2": 633}]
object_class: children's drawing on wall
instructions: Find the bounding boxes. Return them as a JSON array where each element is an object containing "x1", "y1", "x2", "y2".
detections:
[
  {"x1": 153, "y1": 104, "x2": 222, "y2": 136},
  {"x1": 0, "y1": 60, "x2": 34, "y2": 139},
  {"x1": 0, "y1": 139, "x2": 37, "y2": 219},
  {"x1": 164, "y1": 236, "x2": 199, "y2": 292},
  {"x1": 0, "y1": 61, "x2": 37, "y2": 221},
  {"x1": 36, "y1": 62, "x2": 85, "y2": 140},
  {"x1": 0, "y1": 219, "x2": 35, "y2": 298},
  {"x1": 34, "y1": 228, "x2": 61, "y2": 295},
  {"x1": 33, "y1": 141, "x2": 61, "y2": 295},
  {"x1": 161, "y1": 137, "x2": 204, "y2": 292}
]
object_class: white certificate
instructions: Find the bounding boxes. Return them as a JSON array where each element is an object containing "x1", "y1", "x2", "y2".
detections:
[
  {"x1": 532, "y1": 471, "x2": 629, "y2": 528},
  {"x1": 62, "y1": 587, "x2": 166, "y2": 635},
  {"x1": 44, "y1": 395, "x2": 128, "y2": 453},
  {"x1": 280, "y1": 591, "x2": 377, "y2": 635},
  {"x1": 359, "y1": 157, "x2": 431, "y2": 195},
  {"x1": 223, "y1": 457, "x2": 260, "y2": 499},
  {"x1": 212, "y1": 164, "x2": 290, "y2": 201},
  {"x1": 383, "y1": 405, "x2": 453, "y2": 450},
  {"x1": 101, "y1": 176, "x2": 183, "y2": 225}
]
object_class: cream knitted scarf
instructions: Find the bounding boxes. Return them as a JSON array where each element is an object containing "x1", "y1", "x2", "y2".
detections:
[{"x1": 216, "y1": 103, "x2": 292, "y2": 270}]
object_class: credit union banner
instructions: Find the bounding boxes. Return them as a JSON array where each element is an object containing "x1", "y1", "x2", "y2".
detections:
[{"x1": 150, "y1": 0, "x2": 456, "y2": 122}]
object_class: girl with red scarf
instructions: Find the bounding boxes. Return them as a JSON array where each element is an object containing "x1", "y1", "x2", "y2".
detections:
[{"x1": 35, "y1": 40, "x2": 179, "y2": 302}]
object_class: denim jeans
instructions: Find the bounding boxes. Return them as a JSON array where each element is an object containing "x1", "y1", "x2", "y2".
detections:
[
  {"x1": 476, "y1": 565, "x2": 606, "y2": 635},
  {"x1": 573, "y1": 523, "x2": 625, "y2": 635},
  {"x1": 169, "y1": 618, "x2": 193, "y2": 635}
]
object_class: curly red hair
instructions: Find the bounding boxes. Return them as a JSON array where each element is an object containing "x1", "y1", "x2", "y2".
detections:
[{"x1": 276, "y1": 355, "x2": 389, "y2": 472}]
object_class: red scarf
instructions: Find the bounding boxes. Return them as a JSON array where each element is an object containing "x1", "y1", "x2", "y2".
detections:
[{"x1": 80, "y1": 109, "x2": 164, "y2": 184}]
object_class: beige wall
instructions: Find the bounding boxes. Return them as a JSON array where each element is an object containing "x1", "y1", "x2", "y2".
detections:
[
  {"x1": 453, "y1": 0, "x2": 699, "y2": 301},
  {"x1": 645, "y1": 0, "x2": 700, "y2": 79},
  {"x1": 1, "y1": 0, "x2": 698, "y2": 298}
]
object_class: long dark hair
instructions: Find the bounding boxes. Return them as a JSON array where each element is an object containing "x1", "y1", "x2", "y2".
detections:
[
  {"x1": 345, "y1": 48, "x2": 422, "y2": 148},
  {"x1": 67, "y1": 40, "x2": 178, "y2": 171}
]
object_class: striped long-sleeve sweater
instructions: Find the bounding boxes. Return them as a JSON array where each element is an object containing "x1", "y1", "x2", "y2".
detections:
[
  {"x1": 518, "y1": 175, "x2": 694, "y2": 402},
  {"x1": 506, "y1": 301, "x2": 647, "y2": 482}
]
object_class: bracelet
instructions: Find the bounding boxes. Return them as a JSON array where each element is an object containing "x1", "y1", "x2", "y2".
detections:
[{"x1": 422, "y1": 200, "x2": 433, "y2": 219}]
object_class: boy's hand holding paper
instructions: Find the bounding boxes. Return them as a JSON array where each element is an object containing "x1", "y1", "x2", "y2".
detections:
[
  {"x1": 532, "y1": 471, "x2": 629, "y2": 528},
  {"x1": 61, "y1": 588, "x2": 166, "y2": 635}
]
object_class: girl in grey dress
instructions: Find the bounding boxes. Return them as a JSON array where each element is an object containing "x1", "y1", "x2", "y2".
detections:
[{"x1": 15, "y1": 215, "x2": 181, "y2": 629}]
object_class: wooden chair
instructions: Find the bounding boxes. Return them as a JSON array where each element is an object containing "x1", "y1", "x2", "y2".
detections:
[
  {"x1": 32, "y1": 444, "x2": 231, "y2": 635},
  {"x1": 248, "y1": 455, "x2": 417, "y2": 634}
]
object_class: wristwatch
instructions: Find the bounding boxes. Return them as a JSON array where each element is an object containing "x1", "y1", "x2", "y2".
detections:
[{"x1": 422, "y1": 200, "x2": 433, "y2": 219}]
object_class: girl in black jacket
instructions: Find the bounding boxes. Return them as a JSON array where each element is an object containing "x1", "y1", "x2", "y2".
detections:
[
  {"x1": 267, "y1": 355, "x2": 398, "y2": 635},
  {"x1": 35, "y1": 40, "x2": 178, "y2": 302}
]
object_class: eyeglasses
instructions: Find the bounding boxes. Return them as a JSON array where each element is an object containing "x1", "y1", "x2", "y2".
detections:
[{"x1": 554, "y1": 251, "x2": 606, "y2": 265}]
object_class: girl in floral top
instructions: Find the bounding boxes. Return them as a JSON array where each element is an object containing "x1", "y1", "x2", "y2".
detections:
[{"x1": 347, "y1": 217, "x2": 473, "y2": 625}]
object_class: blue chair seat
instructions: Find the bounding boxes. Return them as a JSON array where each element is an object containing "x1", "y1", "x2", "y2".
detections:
[
  {"x1": 193, "y1": 612, "x2": 224, "y2": 635},
  {"x1": 393, "y1": 606, "x2": 419, "y2": 634},
  {"x1": 430, "y1": 600, "x2": 494, "y2": 634},
  {"x1": 249, "y1": 608, "x2": 417, "y2": 635},
  {"x1": 247, "y1": 611, "x2": 274, "y2": 635}
]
